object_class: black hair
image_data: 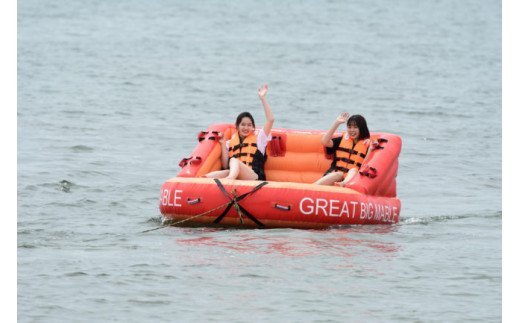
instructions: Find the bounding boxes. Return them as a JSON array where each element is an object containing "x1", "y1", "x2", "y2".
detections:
[
  {"x1": 347, "y1": 114, "x2": 370, "y2": 140},
  {"x1": 235, "y1": 112, "x2": 255, "y2": 128}
]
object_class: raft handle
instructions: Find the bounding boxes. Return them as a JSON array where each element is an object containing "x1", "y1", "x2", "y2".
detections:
[
  {"x1": 198, "y1": 131, "x2": 222, "y2": 142},
  {"x1": 372, "y1": 138, "x2": 388, "y2": 150},
  {"x1": 274, "y1": 203, "x2": 291, "y2": 211},
  {"x1": 360, "y1": 166, "x2": 378, "y2": 178},
  {"x1": 187, "y1": 198, "x2": 201, "y2": 205},
  {"x1": 178, "y1": 156, "x2": 202, "y2": 168}
]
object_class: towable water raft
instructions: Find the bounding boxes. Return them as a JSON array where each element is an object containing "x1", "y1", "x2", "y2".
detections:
[{"x1": 159, "y1": 124, "x2": 402, "y2": 229}]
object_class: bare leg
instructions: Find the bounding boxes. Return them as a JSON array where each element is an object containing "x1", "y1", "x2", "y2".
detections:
[
  {"x1": 338, "y1": 168, "x2": 359, "y2": 186},
  {"x1": 313, "y1": 171, "x2": 344, "y2": 185},
  {"x1": 226, "y1": 158, "x2": 258, "y2": 180},
  {"x1": 204, "y1": 170, "x2": 230, "y2": 178}
]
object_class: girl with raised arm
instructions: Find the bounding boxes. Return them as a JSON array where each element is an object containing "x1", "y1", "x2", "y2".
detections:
[
  {"x1": 314, "y1": 113, "x2": 373, "y2": 186},
  {"x1": 205, "y1": 84, "x2": 274, "y2": 180}
]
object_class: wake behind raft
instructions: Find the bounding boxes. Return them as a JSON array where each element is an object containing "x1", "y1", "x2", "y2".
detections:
[{"x1": 159, "y1": 124, "x2": 402, "y2": 229}]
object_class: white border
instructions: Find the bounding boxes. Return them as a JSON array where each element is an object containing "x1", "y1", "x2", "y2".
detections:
[
  {"x1": 1, "y1": 0, "x2": 17, "y2": 321},
  {"x1": 503, "y1": 0, "x2": 518, "y2": 321}
]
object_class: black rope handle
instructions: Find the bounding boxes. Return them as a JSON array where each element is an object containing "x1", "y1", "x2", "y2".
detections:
[
  {"x1": 198, "y1": 131, "x2": 222, "y2": 142},
  {"x1": 213, "y1": 179, "x2": 268, "y2": 227},
  {"x1": 178, "y1": 156, "x2": 202, "y2": 168},
  {"x1": 360, "y1": 166, "x2": 378, "y2": 178},
  {"x1": 372, "y1": 138, "x2": 388, "y2": 150}
]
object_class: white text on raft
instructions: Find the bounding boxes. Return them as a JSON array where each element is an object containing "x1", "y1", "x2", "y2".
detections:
[
  {"x1": 161, "y1": 189, "x2": 182, "y2": 207},
  {"x1": 162, "y1": 189, "x2": 398, "y2": 223},
  {"x1": 299, "y1": 197, "x2": 398, "y2": 222}
]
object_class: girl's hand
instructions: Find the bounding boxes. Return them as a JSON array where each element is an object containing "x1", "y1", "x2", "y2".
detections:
[
  {"x1": 335, "y1": 112, "x2": 349, "y2": 124},
  {"x1": 365, "y1": 139, "x2": 378, "y2": 149},
  {"x1": 258, "y1": 84, "x2": 268, "y2": 99}
]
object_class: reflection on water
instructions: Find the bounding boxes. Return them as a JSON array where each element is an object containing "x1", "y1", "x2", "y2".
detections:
[{"x1": 174, "y1": 225, "x2": 400, "y2": 258}]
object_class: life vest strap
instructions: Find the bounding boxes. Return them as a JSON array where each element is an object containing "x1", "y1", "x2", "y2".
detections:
[
  {"x1": 336, "y1": 147, "x2": 355, "y2": 154},
  {"x1": 233, "y1": 152, "x2": 255, "y2": 158},
  {"x1": 334, "y1": 166, "x2": 350, "y2": 173},
  {"x1": 229, "y1": 142, "x2": 258, "y2": 152},
  {"x1": 229, "y1": 157, "x2": 253, "y2": 166},
  {"x1": 229, "y1": 156, "x2": 253, "y2": 166},
  {"x1": 335, "y1": 157, "x2": 354, "y2": 164},
  {"x1": 334, "y1": 158, "x2": 363, "y2": 168},
  {"x1": 337, "y1": 147, "x2": 367, "y2": 157}
]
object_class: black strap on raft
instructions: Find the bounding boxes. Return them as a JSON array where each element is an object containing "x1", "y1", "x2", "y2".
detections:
[
  {"x1": 360, "y1": 166, "x2": 378, "y2": 178},
  {"x1": 212, "y1": 179, "x2": 268, "y2": 228},
  {"x1": 372, "y1": 138, "x2": 388, "y2": 150},
  {"x1": 198, "y1": 131, "x2": 222, "y2": 142},
  {"x1": 178, "y1": 156, "x2": 202, "y2": 168}
]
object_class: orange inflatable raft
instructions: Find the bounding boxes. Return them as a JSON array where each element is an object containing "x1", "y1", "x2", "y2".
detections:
[{"x1": 159, "y1": 124, "x2": 402, "y2": 229}]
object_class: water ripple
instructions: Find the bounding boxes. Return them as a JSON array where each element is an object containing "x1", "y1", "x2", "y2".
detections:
[
  {"x1": 70, "y1": 145, "x2": 94, "y2": 152},
  {"x1": 401, "y1": 211, "x2": 501, "y2": 225}
]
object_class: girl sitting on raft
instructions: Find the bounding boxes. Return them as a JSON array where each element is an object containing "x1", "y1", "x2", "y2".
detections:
[
  {"x1": 205, "y1": 84, "x2": 274, "y2": 180},
  {"x1": 314, "y1": 112, "x2": 374, "y2": 187}
]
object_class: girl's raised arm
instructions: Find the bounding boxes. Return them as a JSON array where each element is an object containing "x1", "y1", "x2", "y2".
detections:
[
  {"x1": 258, "y1": 84, "x2": 275, "y2": 136},
  {"x1": 321, "y1": 112, "x2": 349, "y2": 147}
]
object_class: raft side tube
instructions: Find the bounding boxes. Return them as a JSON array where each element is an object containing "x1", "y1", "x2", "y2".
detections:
[
  {"x1": 160, "y1": 177, "x2": 401, "y2": 228},
  {"x1": 345, "y1": 134, "x2": 402, "y2": 197}
]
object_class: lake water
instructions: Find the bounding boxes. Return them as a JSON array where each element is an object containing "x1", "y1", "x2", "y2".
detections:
[{"x1": 17, "y1": 0, "x2": 502, "y2": 321}]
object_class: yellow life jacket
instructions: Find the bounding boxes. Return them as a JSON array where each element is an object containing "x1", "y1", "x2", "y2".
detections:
[
  {"x1": 228, "y1": 132, "x2": 258, "y2": 167},
  {"x1": 334, "y1": 134, "x2": 369, "y2": 174}
]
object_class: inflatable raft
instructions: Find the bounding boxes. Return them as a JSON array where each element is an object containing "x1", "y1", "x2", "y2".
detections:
[{"x1": 159, "y1": 124, "x2": 402, "y2": 229}]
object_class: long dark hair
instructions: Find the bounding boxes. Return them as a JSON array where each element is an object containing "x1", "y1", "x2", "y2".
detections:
[
  {"x1": 235, "y1": 112, "x2": 255, "y2": 128},
  {"x1": 347, "y1": 114, "x2": 370, "y2": 140}
]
